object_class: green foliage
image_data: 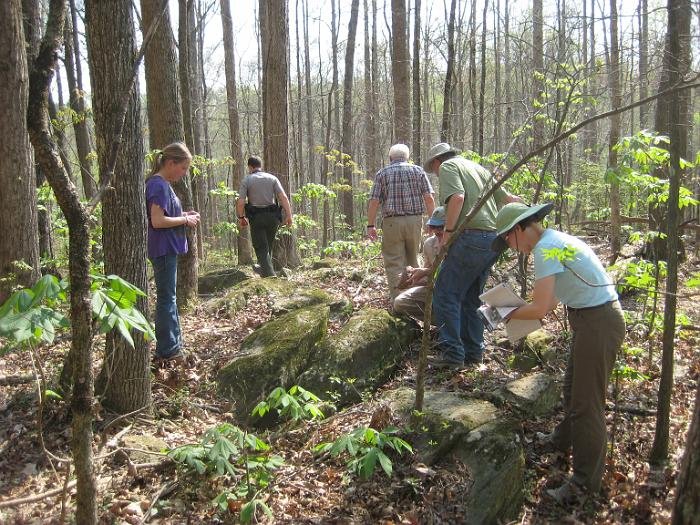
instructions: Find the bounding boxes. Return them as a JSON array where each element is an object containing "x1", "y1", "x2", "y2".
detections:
[
  {"x1": 292, "y1": 182, "x2": 337, "y2": 203},
  {"x1": 541, "y1": 245, "x2": 578, "y2": 264},
  {"x1": 614, "y1": 260, "x2": 667, "y2": 295},
  {"x1": 322, "y1": 239, "x2": 381, "y2": 261},
  {"x1": 314, "y1": 426, "x2": 413, "y2": 480},
  {"x1": 609, "y1": 130, "x2": 699, "y2": 214},
  {"x1": 0, "y1": 273, "x2": 154, "y2": 353},
  {"x1": 209, "y1": 180, "x2": 238, "y2": 199},
  {"x1": 169, "y1": 423, "x2": 283, "y2": 522},
  {"x1": 251, "y1": 385, "x2": 326, "y2": 422}
]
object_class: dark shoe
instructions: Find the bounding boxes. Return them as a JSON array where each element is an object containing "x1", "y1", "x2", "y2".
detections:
[
  {"x1": 463, "y1": 357, "x2": 483, "y2": 367},
  {"x1": 546, "y1": 480, "x2": 588, "y2": 506},
  {"x1": 153, "y1": 351, "x2": 185, "y2": 369},
  {"x1": 536, "y1": 431, "x2": 570, "y2": 454},
  {"x1": 428, "y1": 356, "x2": 464, "y2": 371}
]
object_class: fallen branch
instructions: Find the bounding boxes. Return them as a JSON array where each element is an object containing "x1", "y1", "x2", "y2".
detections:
[
  {"x1": 0, "y1": 374, "x2": 35, "y2": 386},
  {"x1": 573, "y1": 216, "x2": 700, "y2": 234},
  {"x1": 0, "y1": 480, "x2": 77, "y2": 509}
]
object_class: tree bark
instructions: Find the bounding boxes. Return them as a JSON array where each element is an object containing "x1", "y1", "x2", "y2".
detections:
[
  {"x1": 608, "y1": 0, "x2": 622, "y2": 259},
  {"x1": 340, "y1": 0, "x2": 360, "y2": 229},
  {"x1": 86, "y1": 0, "x2": 151, "y2": 414},
  {"x1": 477, "y1": 0, "x2": 489, "y2": 156},
  {"x1": 259, "y1": 0, "x2": 300, "y2": 268},
  {"x1": 391, "y1": 0, "x2": 411, "y2": 144},
  {"x1": 64, "y1": 0, "x2": 97, "y2": 200},
  {"x1": 649, "y1": 0, "x2": 690, "y2": 467},
  {"x1": 672, "y1": 379, "x2": 700, "y2": 524},
  {"x1": 412, "y1": 0, "x2": 422, "y2": 163},
  {"x1": 1, "y1": 0, "x2": 40, "y2": 302},
  {"x1": 140, "y1": 0, "x2": 199, "y2": 307},
  {"x1": 220, "y1": 0, "x2": 253, "y2": 264},
  {"x1": 638, "y1": 0, "x2": 649, "y2": 129},
  {"x1": 27, "y1": 1, "x2": 96, "y2": 522},
  {"x1": 532, "y1": 0, "x2": 544, "y2": 150},
  {"x1": 439, "y1": 0, "x2": 456, "y2": 143}
]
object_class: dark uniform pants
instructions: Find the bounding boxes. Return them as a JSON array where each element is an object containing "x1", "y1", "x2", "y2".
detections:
[{"x1": 249, "y1": 211, "x2": 280, "y2": 277}]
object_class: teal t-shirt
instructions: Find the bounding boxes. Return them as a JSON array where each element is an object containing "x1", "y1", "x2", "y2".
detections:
[{"x1": 533, "y1": 229, "x2": 618, "y2": 308}]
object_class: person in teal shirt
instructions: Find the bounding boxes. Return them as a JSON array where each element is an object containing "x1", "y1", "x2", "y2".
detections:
[{"x1": 492, "y1": 202, "x2": 626, "y2": 505}]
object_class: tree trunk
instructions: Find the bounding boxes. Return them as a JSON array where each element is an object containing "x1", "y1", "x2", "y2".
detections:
[
  {"x1": 64, "y1": 0, "x2": 97, "y2": 200},
  {"x1": 608, "y1": 0, "x2": 622, "y2": 259},
  {"x1": 649, "y1": 0, "x2": 690, "y2": 467},
  {"x1": 411, "y1": 0, "x2": 421, "y2": 163},
  {"x1": 638, "y1": 0, "x2": 649, "y2": 129},
  {"x1": 532, "y1": 0, "x2": 544, "y2": 150},
  {"x1": 220, "y1": 0, "x2": 253, "y2": 264},
  {"x1": 27, "y1": 1, "x2": 96, "y2": 522},
  {"x1": 341, "y1": 0, "x2": 360, "y2": 229},
  {"x1": 493, "y1": 0, "x2": 501, "y2": 153},
  {"x1": 440, "y1": 0, "x2": 456, "y2": 143},
  {"x1": 477, "y1": 0, "x2": 489, "y2": 156},
  {"x1": 391, "y1": 0, "x2": 411, "y2": 144},
  {"x1": 1, "y1": 0, "x2": 40, "y2": 302},
  {"x1": 259, "y1": 0, "x2": 300, "y2": 268},
  {"x1": 86, "y1": 0, "x2": 151, "y2": 414},
  {"x1": 303, "y1": 0, "x2": 318, "y2": 227},
  {"x1": 321, "y1": 0, "x2": 339, "y2": 247},
  {"x1": 672, "y1": 380, "x2": 700, "y2": 524},
  {"x1": 140, "y1": 0, "x2": 198, "y2": 307}
]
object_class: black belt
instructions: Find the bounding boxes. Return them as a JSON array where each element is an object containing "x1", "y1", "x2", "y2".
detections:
[{"x1": 567, "y1": 300, "x2": 616, "y2": 313}]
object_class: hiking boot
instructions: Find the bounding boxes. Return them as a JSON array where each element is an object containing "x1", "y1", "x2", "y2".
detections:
[{"x1": 428, "y1": 356, "x2": 464, "y2": 371}]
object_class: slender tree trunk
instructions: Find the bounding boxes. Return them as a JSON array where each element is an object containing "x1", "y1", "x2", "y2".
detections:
[
  {"x1": 303, "y1": 0, "x2": 317, "y2": 224},
  {"x1": 608, "y1": 0, "x2": 622, "y2": 259},
  {"x1": 370, "y1": 0, "x2": 379, "y2": 171},
  {"x1": 532, "y1": 0, "x2": 544, "y2": 150},
  {"x1": 493, "y1": 0, "x2": 501, "y2": 152},
  {"x1": 440, "y1": 0, "x2": 456, "y2": 143},
  {"x1": 412, "y1": 0, "x2": 421, "y2": 163},
  {"x1": 477, "y1": 0, "x2": 489, "y2": 156},
  {"x1": 220, "y1": 0, "x2": 253, "y2": 264},
  {"x1": 341, "y1": 0, "x2": 360, "y2": 229},
  {"x1": 87, "y1": 0, "x2": 151, "y2": 414},
  {"x1": 1, "y1": 0, "x2": 40, "y2": 302},
  {"x1": 639, "y1": 0, "x2": 649, "y2": 129},
  {"x1": 321, "y1": 0, "x2": 339, "y2": 247},
  {"x1": 64, "y1": 0, "x2": 96, "y2": 200},
  {"x1": 391, "y1": 0, "x2": 411, "y2": 144},
  {"x1": 503, "y1": 0, "x2": 511, "y2": 150},
  {"x1": 650, "y1": 0, "x2": 691, "y2": 466},
  {"x1": 27, "y1": 1, "x2": 96, "y2": 522},
  {"x1": 140, "y1": 0, "x2": 198, "y2": 307}
]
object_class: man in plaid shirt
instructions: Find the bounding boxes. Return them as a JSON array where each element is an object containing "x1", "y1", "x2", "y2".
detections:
[{"x1": 367, "y1": 144, "x2": 435, "y2": 301}]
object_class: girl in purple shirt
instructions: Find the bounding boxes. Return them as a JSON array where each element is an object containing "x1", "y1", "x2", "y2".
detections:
[{"x1": 145, "y1": 142, "x2": 200, "y2": 361}]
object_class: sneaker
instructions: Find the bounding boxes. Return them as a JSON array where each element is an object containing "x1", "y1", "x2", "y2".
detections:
[{"x1": 546, "y1": 480, "x2": 588, "y2": 506}]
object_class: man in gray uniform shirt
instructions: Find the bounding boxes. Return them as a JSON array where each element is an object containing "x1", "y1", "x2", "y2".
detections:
[{"x1": 237, "y1": 156, "x2": 293, "y2": 276}]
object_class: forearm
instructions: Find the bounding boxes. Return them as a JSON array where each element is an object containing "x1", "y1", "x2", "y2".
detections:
[
  {"x1": 367, "y1": 199, "x2": 380, "y2": 225},
  {"x1": 444, "y1": 194, "x2": 464, "y2": 230},
  {"x1": 423, "y1": 193, "x2": 435, "y2": 216},
  {"x1": 236, "y1": 198, "x2": 245, "y2": 218},
  {"x1": 152, "y1": 214, "x2": 188, "y2": 229}
]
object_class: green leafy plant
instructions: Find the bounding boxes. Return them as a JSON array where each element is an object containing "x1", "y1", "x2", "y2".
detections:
[
  {"x1": 169, "y1": 423, "x2": 283, "y2": 522},
  {"x1": 251, "y1": 385, "x2": 325, "y2": 422},
  {"x1": 314, "y1": 426, "x2": 413, "y2": 480},
  {"x1": 0, "y1": 273, "x2": 154, "y2": 353}
]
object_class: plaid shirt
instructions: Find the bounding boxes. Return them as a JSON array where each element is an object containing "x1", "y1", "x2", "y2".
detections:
[{"x1": 369, "y1": 161, "x2": 433, "y2": 217}]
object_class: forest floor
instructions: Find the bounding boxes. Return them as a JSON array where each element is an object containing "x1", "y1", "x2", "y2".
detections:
[{"x1": 0, "y1": 241, "x2": 698, "y2": 524}]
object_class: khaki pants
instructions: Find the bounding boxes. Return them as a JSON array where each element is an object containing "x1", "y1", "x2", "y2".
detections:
[
  {"x1": 393, "y1": 285, "x2": 428, "y2": 320},
  {"x1": 381, "y1": 215, "x2": 423, "y2": 300},
  {"x1": 552, "y1": 300, "x2": 626, "y2": 492}
]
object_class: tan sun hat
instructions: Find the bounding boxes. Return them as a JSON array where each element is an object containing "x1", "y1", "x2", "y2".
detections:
[
  {"x1": 491, "y1": 202, "x2": 555, "y2": 252},
  {"x1": 423, "y1": 143, "x2": 460, "y2": 172}
]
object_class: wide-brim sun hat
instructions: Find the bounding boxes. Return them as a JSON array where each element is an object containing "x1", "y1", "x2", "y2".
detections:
[
  {"x1": 423, "y1": 143, "x2": 460, "y2": 172},
  {"x1": 491, "y1": 202, "x2": 555, "y2": 252},
  {"x1": 426, "y1": 206, "x2": 446, "y2": 227}
]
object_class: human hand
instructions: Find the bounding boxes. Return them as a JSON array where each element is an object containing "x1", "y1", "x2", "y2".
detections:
[
  {"x1": 284, "y1": 215, "x2": 293, "y2": 227},
  {"x1": 238, "y1": 217, "x2": 249, "y2": 228},
  {"x1": 367, "y1": 226, "x2": 378, "y2": 241},
  {"x1": 185, "y1": 213, "x2": 200, "y2": 227}
]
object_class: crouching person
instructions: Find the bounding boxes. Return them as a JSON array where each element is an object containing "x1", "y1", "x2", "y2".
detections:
[{"x1": 393, "y1": 207, "x2": 445, "y2": 321}]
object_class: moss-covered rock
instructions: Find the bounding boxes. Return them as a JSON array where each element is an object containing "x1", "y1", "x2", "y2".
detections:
[
  {"x1": 311, "y1": 258, "x2": 341, "y2": 269},
  {"x1": 383, "y1": 387, "x2": 524, "y2": 524},
  {"x1": 121, "y1": 434, "x2": 169, "y2": 463},
  {"x1": 509, "y1": 330, "x2": 558, "y2": 372},
  {"x1": 298, "y1": 309, "x2": 417, "y2": 405},
  {"x1": 217, "y1": 305, "x2": 329, "y2": 419},
  {"x1": 197, "y1": 267, "x2": 255, "y2": 295},
  {"x1": 203, "y1": 277, "x2": 349, "y2": 318},
  {"x1": 502, "y1": 372, "x2": 560, "y2": 417}
]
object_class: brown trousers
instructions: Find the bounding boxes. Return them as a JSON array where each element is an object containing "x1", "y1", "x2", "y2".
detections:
[
  {"x1": 381, "y1": 215, "x2": 422, "y2": 300},
  {"x1": 552, "y1": 300, "x2": 626, "y2": 492}
]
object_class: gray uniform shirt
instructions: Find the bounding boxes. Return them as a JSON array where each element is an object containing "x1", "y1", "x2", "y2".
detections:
[{"x1": 239, "y1": 170, "x2": 285, "y2": 206}]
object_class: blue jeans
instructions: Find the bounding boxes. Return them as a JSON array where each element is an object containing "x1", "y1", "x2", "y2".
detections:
[
  {"x1": 151, "y1": 254, "x2": 182, "y2": 358},
  {"x1": 432, "y1": 230, "x2": 499, "y2": 364}
]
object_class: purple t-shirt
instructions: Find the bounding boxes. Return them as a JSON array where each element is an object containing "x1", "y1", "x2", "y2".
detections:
[{"x1": 145, "y1": 175, "x2": 188, "y2": 258}]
